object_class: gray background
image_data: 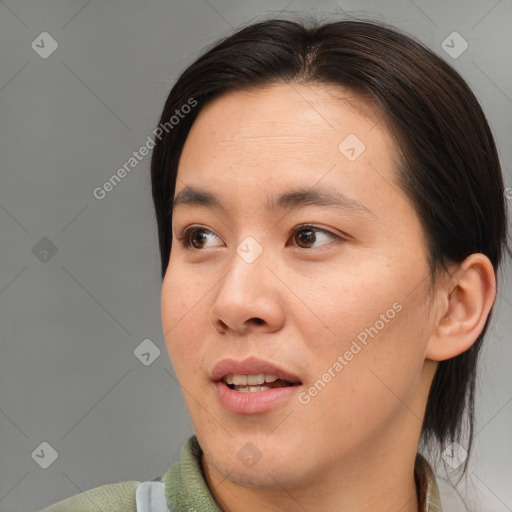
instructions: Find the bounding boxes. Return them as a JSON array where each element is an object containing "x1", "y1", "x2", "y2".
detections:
[{"x1": 0, "y1": 1, "x2": 510, "y2": 511}]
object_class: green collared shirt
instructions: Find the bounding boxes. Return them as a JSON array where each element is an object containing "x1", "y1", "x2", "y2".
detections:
[{"x1": 40, "y1": 435, "x2": 443, "y2": 511}]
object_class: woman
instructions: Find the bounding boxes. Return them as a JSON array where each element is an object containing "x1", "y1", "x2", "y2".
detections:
[{"x1": 41, "y1": 17, "x2": 510, "y2": 512}]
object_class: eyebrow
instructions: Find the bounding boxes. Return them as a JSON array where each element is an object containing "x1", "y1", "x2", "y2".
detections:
[{"x1": 172, "y1": 185, "x2": 375, "y2": 217}]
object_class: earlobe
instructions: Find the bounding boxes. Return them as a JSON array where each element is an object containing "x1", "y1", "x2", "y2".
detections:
[{"x1": 425, "y1": 253, "x2": 497, "y2": 362}]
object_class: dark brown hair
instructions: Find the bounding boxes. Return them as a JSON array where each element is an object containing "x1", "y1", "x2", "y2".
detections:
[{"x1": 150, "y1": 17, "x2": 511, "y2": 473}]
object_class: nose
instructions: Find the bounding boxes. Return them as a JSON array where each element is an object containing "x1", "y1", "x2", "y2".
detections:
[{"x1": 208, "y1": 249, "x2": 285, "y2": 336}]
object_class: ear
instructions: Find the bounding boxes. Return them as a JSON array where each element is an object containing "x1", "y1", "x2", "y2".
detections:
[{"x1": 426, "y1": 253, "x2": 497, "y2": 361}]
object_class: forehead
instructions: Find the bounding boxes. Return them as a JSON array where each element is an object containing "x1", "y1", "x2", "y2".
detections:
[
  {"x1": 184, "y1": 83, "x2": 383, "y2": 146},
  {"x1": 176, "y1": 84, "x2": 399, "y2": 196}
]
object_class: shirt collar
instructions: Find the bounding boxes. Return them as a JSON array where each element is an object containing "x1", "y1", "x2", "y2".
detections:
[
  {"x1": 415, "y1": 452, "x2": 443, "y2": 511},
  {"x1": 164, "y1": 435, "x2": 443, "y2": 511}
]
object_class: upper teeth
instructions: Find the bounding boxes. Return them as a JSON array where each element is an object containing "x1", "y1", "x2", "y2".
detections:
[{"x1": 223, "y1": 374, "x2": 279, "y2": 385}]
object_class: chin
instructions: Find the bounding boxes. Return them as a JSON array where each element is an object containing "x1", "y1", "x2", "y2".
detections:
[
  {"x1": 218, "y1": 458, "x2": 302, "y2": 490},
  {"x1": 204, "y1": 443, "x2": 309, "y2": 491}
]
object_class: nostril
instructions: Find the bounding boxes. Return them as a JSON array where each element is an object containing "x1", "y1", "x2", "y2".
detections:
[{"x1": 252, "y1": 318, "x2": 264, "y2": 325}]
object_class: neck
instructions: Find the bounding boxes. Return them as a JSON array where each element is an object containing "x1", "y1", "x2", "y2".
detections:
[{"x1": 201, "y1": 439, "x2": 420, "y2": 512}]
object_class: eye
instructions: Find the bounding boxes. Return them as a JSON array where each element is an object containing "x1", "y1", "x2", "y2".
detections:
[
  {"x1": 290, "y1": 225, "x2": 339, "y2": 249},
  {"x1": 178, "y1": 226, "x2": 222, "y2": 250},
  {"x1": 176, "y1": 224, "x2": 341, "y2": 251}
]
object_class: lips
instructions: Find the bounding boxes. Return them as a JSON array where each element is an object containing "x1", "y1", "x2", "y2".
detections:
[{"x1": 211, "y1": 356, "x2": 302, "y2": 385}]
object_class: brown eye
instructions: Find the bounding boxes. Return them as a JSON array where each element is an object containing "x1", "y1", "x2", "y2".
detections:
[
  {"x1": 295, "y1": 228, "x2": 316, "y2": 248},
  {"x1": 179, "y1": 227, "x2": 221, "y2": 250},
  {"x1": 291, "y1": 225, "x2": 338, "y2": 249},
  {"x1": 190, "y1": 229, "x2": 208, "y2": 249}
]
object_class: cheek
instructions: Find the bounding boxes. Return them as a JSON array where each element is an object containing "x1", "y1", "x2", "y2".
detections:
[
  {"x1": 300, "y1": 273, "x2": 428, "y2": 413},
  {"x1": 161, "y1": 267, "x2": 208, "y2": 360},
  {"x1": 300, "y1": 262, "x2": 401, "y2": 352},
  {"x1": 299, "y1": 314, "x2": 426, "y2": 450},
  {"x1": 162, "y1": 258, "x2": 203, "y2": 319}
]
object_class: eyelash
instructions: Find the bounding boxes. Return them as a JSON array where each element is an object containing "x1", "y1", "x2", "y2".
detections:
[{"x1": 176, "y1": 224, "x2": 342, "y2": 251}]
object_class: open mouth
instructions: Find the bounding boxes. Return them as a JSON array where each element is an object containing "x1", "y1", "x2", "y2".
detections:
[
  {"x1": 222, "y1": 373, "x2": 301, "y2": 393},
  {"x1": 214, "y1": 365, "x2": 303, "y2": 413}
]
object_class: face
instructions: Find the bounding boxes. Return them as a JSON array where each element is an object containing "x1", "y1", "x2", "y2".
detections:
[{"x1": 161, "y1": 83, "x2": 439, "y2": 491}]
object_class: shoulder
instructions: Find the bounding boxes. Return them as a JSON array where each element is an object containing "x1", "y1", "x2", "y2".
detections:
[{"x1": 39, "y1": 480, "x2": 141, "y2": 512}]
